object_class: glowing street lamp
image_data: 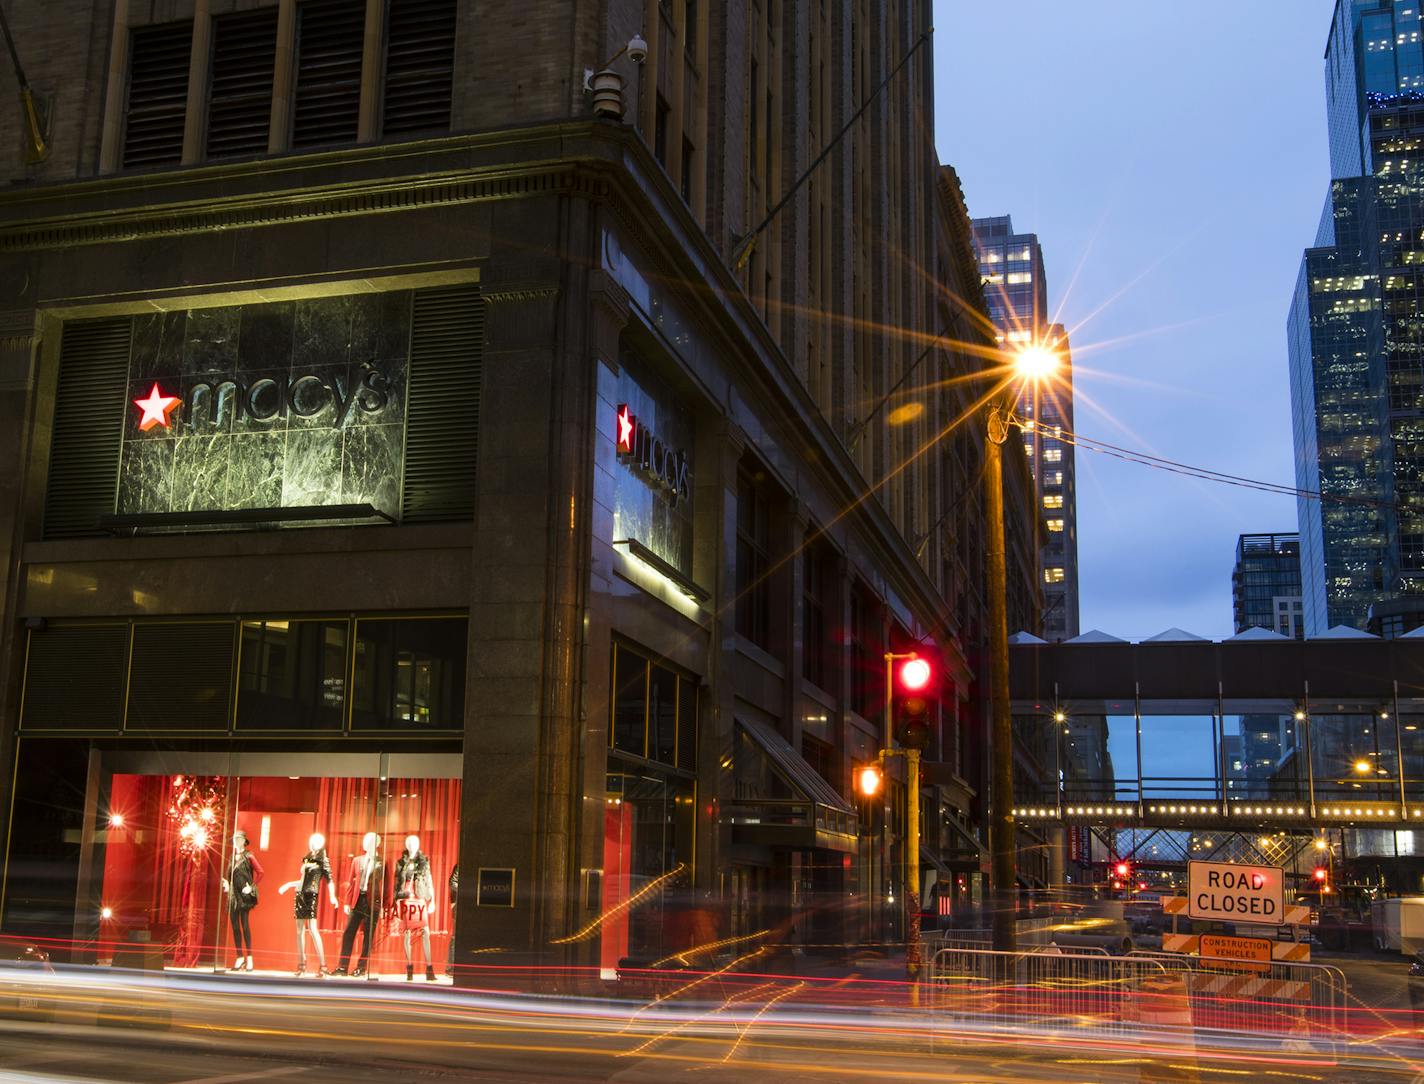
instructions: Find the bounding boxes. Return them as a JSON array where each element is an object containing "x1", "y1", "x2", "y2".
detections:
[
  {"x1": 1354, "y1": 758, "x2": 1373, "y2": 775},
  {"x1": 986, "y1": 347, "x2": 1060, "y2": 953},
  {"x1": 1012, "y1": 343, "x2": 1061, "y2": 382}
]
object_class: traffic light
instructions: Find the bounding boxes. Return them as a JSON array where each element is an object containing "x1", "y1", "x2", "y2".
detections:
[
  {"x1": 856, "y1": 764, "x2": 883, "y2": 799},
  {"x1": 1312, "y1": 867, "x2": 1328, "y2": 883},
  {"x1": 893, "y1": 654, "x2": 935, "y2": 750},
  {"x1": 1114, "y1": 861, "x2": 1130, "y2": 879}
]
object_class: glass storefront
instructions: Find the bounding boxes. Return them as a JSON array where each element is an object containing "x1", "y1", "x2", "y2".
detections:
[
  {"x1": 98, "y1": 770, "x2": 459, "y2": 978},
  {"x1": 602, "y1": 640, "x2": 698, "y2": 976}
]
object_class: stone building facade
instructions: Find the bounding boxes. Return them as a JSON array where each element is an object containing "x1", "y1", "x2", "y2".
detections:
[{"x1": 0, "y1": 0, "x2": 1035, "y2": 973}]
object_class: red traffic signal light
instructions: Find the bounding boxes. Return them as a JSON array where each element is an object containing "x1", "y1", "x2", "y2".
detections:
[
  {"x1": 1114, "y1": 861, "x2": 1130, "y2": 878},
  {"x1": 1312, "y1": 867, "x2": 1328, "y2": 882},
  {"x1": 893, "y1": 654, "x2": 936, "y2": 750},
  {"x1": 898, "y1": 656, "x2": 932, "y2": 691}
]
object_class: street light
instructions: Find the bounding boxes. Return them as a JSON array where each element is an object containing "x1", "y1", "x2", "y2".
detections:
[
  {"x1": 985, "y1": 342, "x2": 1061, "y2": 952},
  {"x1": 1354, "y1": 758, "x2": 1373, "y2": 775}
]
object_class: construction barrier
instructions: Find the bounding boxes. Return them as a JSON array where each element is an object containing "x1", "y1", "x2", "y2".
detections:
[{"x1": 924, "y1": 944, "x2": 1346, "y2": 1043}]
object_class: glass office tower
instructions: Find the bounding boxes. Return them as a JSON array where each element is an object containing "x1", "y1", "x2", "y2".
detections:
[
  {"x1": 971, "y1": 216, "x2": 1081, "y2": 641},
  {"x1": 1232, "y1": 533, "x2": 1305, "y2": 638},
  {"x1": 1290, "y1": 1, "x2": 1424, "y2": 633}
]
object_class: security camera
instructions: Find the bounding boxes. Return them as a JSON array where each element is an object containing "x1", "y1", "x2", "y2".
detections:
[{"x1": 627, "y1": 35, "x2": 648, "y2": 64}]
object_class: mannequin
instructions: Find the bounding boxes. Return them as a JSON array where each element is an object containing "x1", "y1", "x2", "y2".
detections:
[
  {"x1": 334, "y1": 832, "x2": 381, "y2": 977},
  {"x1": 394, "y1": 833, "x2": 436, "y2": 981},
  {"x1": 278, "y1": 832, "x2": 339, "y2": 976},
  {"x1": 220, "y1": 829, "x2": 263, "y2": 972}
]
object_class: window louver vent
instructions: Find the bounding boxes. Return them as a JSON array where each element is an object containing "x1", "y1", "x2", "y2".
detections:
[
  {"x1": 292, "y1": 0, "x2": 366, "y2": 148},
  {"x1": 126, "y1": 622, "x2": 236, "y2": 731},
  {"x1": 401, "y1": 285, "x2": 483, "y2": 523},
  {"x1": 382, "y1": 0, "x2": 457, "y2": 136},
  {"x1": 21, "y1": 626, "x2": 130, "y2": 731},
  {"x1": 123, "y1": 21, "x2": 193, "y2": 169},
  {"x1": 205, "y1": 7, "x2": 280, "y2": 159},
  {"x1": 43, "y1": 319, "x2": 131, "y2": 540}
]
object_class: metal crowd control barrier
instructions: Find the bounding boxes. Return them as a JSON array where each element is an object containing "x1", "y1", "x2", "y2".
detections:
[
  {"x1": 1125, "y1": 950, "x2": 1346, "y2": 1040},
  {"x1": 925, "y1": 945, "x2": 1178, "y2": 1041},
  {"x1": 926, "y1": 945, "x2": 1346, "y2": 1043}
]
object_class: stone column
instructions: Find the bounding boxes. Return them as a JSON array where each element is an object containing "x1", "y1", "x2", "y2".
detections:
[
  {"x1": 455, "y1": 197, "x2": 597, "y2": 975},
  {"x1": 692, "y1": 418, "x2": 744, "y2": 907}
]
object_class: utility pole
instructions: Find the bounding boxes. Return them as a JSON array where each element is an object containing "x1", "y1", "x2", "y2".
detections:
[{"x1": 985, "y1": 406, "x2": 1017, "y2": 952}]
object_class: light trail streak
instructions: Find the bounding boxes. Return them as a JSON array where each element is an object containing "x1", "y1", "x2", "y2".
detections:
[
  {"x1": 650, "y1": 928, "x2": 771, "y2": 967},
  {"x1": 548, "y1": 862, "x2": 685, "y2": 944},
  {"x1": 722, "y1": 981, "x2": 806, "y2": 1063}
]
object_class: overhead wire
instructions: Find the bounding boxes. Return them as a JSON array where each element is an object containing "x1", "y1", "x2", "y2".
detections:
[{"x1": 1018, "y1": 418, "x2": 1396, "y2": 511}]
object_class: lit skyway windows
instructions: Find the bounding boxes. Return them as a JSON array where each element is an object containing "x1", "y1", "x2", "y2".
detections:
[
  {"x1": 1046, "y1": 518, "x2": 1065, "y2": 533},
  {"x1": 1044, "y1": 567, "x2": 1065, "y2": 584}
]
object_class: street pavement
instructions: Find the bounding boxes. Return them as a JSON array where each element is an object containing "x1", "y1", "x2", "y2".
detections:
[{"x1": 1, "y1": 963, "x2": 1423, "y2": 1083}]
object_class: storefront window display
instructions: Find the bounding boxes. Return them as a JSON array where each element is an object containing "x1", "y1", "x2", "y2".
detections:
[{"x1": 97, "y1": 768, "x2": 459, "y2": 980}]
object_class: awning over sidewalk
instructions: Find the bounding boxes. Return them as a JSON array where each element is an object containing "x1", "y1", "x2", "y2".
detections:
[{"x1": 726, "y1": 717, "x2": 858, "y2": 853}]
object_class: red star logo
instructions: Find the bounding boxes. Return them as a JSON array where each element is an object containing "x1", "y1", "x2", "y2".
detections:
[
  {"x1": 616, "y1": 404, "x2": 635, "y2": 452},
  {"x1": 134, "y1": 383, "x2": 180, "y2": 431}
]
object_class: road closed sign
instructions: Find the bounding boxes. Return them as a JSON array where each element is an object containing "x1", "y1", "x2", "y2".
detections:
[{"x1": 1187, "y1": 860, "x2": 1283, "y2": 922}]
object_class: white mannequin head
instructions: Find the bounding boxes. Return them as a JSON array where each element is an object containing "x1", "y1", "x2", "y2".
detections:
[
  {"x1": 232, "y1": 830, "x2": 247, "y2": 851},
  {"x1": 362, "y1": 831, "x2": 379, "y2": 854},
  {"x1": 308, "y1": 832, "x2": 325, "y2": 853},
  {"x1": 405, "y1": 834, "x2": 420, "y2": 856}
]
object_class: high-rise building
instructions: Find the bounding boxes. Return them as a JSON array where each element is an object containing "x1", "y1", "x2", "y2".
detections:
[
  {"x1": 1232, "y1": 533, "x2": 1305, "y2": 638},
  {"x1": 1289, "y1": 1, "x2": 1424, "y2": 633},
  {"x1": 971, "y1": 216, "x2": 1080, "y2": 641}
]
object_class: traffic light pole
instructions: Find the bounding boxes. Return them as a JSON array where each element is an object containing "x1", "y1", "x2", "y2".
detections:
[
  {"x1": 882, "y1": 651, "x2": 924, "y2": 978},
  {"x1": 985, "y1": 407, "x2": 1017, "y2": 953}
]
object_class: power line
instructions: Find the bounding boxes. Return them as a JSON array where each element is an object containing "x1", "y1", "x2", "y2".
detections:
[{"x1": 1021, "y1": 419, "x2": 1396, "y2": 511}]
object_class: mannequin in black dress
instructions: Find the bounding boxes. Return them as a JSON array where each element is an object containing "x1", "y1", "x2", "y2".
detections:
[{"x1": 278, "y1": 832, "x2": 339, "y2": 976}]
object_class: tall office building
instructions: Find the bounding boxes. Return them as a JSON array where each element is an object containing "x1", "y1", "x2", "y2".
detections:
[
  {"x1": 1289, "y1": 0, "x2": 1424, "y2": 633},
  {"x1": 971, "y1": 216, "x2": 1081, "y2": 640},
  {"x1": 1232, "y1": 533, "x2": 1305, "y2": 638}
]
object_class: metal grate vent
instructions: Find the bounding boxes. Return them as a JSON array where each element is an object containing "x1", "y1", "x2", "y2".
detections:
[
  {"x1": 292, "y1": 0, "x2": 366, "y2": 148},
  {"x1": 401, "y1": 285, "x2": 483, "y2": 523},
  {"x1": 381, "y1": 0, "x2": 457, "y2": 136},
  {"x1": 43, "y1": 319, "x2": 132, "y2": 540},
  {"x1": 20, "y1": 626, "x2": 130, "y2": 731},
  {"x1": 205, "y1": 7, "x2": 280, "y2": 159},
  {"x1": 126, "y1": 623, "x2": 236, "y2": 731},
  {"x1": 123, "y1": 21, "x2": 194, "y2": 169}
]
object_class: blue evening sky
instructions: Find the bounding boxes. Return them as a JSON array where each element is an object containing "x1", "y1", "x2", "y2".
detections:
[{"x1": 934, "y1": 2, "x2": 1335, "y2": 642}]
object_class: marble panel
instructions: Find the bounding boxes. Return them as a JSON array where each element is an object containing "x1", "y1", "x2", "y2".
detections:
[
  {"x1": 282, "y1": 428, "x2": 343, "y2": 507},
  {"x1": 238, "y1": 302, "x2": 295, "y2": 372},
  {"x1": 351, "y1": 290, "x2": 412, "y2": 362},
  {"x1": 182, "y1": 307, "x2": 240, "y2": 375},
  {"x1": 349, "y1": 359, "x2": 406, "y2": 428},
  {"x1": 130, "y1": 312, "x2": 188, "y2": 381},
  {"x1": 225, "y1": 431, "x2": 286, "y2": 509},
  {"x1": 285, "y1": 362, "x2": 352, "y2": 431},
  {"x1": 341, "y1": 423, "x2": 403, "y2": 514},
  {"x1": 117, "y1": 439, "x2": 175, "y2": 514},
  {"x1": 293, "y1": 297, "x2": 352, "y2": 369},
  {"x1": 232, "y1": 366, "x2": 291, "y2": 432},
  {"x1": 172, "y1": 432, "x2": 230, "y2": 512},
  {"x1": 178, "y1": 371, "x2": 239, "y2": 435}
]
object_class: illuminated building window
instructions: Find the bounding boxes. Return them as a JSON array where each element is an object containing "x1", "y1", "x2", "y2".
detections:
[
  {"x1": 1006, "y1": 329, "x2": 1031, "y2": 343},
  {"x1": 1043, "y1": 447, "x2": 1062, "y2": 463},
  {"x1": 1046, "y1": 471, "x2": 1063, "y2": 485},
  {"x1": 1006, "y1": 272, "x2": 1033, "y2": 285},
  {"x1": 1043, "y1": 494, "x2": 1063, "y2": 510},
  {"x1": 1044, "y1": 567, "x2": 1065, "y2": 584},
  {"x1": 983, "y1": 273, "x2": 1004, "y2": 285},
  {"x1": 1046, "y1": 518, "x2": 1064, "y2": 533}
]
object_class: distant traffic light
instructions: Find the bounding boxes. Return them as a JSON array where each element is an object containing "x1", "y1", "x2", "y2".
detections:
[
  {"x1": 1114, "y1": 861, "x2": 1130, "y2": 879},
  {"x1": 894, "y1": 654, "x2": 936, "y2": 750},
  {"x1": 856, "y1": 764, "x2": 883, "y2": 798},
  {"x1": 1312, "y1": 867, "x2": 1328, "y2": 883}
]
